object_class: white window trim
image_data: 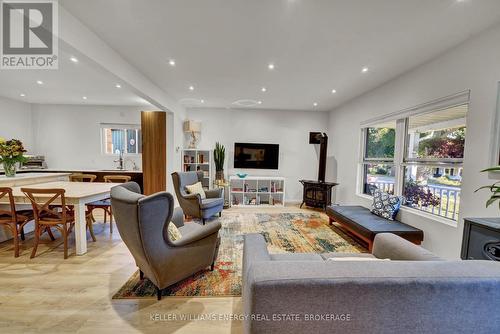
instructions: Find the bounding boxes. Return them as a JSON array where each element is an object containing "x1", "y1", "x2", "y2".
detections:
[
  {"x1": 100, "y1": 123, "x2": 142, "y2": 156},
  {"x1": 358, "y1": 90, "x2": 470, "y2": 225}
]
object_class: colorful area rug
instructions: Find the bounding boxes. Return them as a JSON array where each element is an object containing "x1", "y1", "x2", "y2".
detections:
[{"x1": 112, "y1": 212, "x2": 366, "y2": 299}]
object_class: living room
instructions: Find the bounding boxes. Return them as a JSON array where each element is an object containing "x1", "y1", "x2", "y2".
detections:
[{"x1": 1, "y1": 1, "x2": 500, "y2": 333}]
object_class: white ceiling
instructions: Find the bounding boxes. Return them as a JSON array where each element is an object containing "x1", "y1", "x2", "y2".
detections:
[
  {"x1": 0, "y1": 47, "x2": 154, "y2": 107},
  {"x1": 59, "y1": 0, "x2": 500, "y2": 112}
]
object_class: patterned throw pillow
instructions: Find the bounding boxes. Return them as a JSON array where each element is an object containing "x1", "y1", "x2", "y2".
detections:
[
  {"x1": 185, "y1": 181, "x2": 206, "y2": 199},
  {"x1": 167, "y1": 223, "x2": 182, "y2": 241},
  {"x1": 371, "y1": 189, "x2": 402, "y2": 220}
]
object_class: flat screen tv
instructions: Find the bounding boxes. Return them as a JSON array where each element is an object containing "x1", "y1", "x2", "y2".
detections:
[{"x1": 234, "y1": 143, "x2": 279, "y2": 169}]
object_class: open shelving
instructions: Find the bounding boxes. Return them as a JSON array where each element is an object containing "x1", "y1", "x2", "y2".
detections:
[
  {"x1": 229, "y1": 176, "x2": 285, "y2": 207},
  {"x1": 181, "y1": 149, "x2": 212, "y2": 189}
]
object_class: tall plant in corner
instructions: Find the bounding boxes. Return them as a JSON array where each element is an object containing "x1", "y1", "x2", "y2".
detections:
[
  {"x1": 475, "y1": 166, "x2": 500, "y2": 208},
  {"x1": 214, "y1": 142, "x2": 226, "y2": 181}
]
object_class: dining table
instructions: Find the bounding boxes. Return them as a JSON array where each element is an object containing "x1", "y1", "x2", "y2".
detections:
[{"x1": 5, "y1": 181, "x2": 115, "y2": 255}]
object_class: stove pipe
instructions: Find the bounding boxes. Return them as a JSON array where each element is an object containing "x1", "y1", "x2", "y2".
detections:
[{"x1": 309, "y1": 132, "x2": 328, "y2": 182}]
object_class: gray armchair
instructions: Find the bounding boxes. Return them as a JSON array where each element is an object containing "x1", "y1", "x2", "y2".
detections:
[
  {"x1": 110, "y1": 182, "x2": 221, "y2": 300},
  {"x1": 171, "y1": 171, "x2": 224, "y2": 224}
]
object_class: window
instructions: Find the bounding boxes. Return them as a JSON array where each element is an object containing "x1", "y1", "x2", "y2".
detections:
[
  {"x1": 361, "y1": 121, "x2": 396, "y2": 195},
  {"x1": 403, "y1": 105, "x2": 467, "y2": 220},
  {"x1": 101, "y1": 124, "x2": 142, "y2": 155},
  {"x1": 360, "y1": 97, "x2": 468, "y2": 222}
]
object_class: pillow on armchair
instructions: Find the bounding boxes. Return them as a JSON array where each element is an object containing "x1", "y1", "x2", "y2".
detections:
[
  {"x1": 185, "y1": 182, "x2": 206, "y2": 199},
  {"x1": 371, "y1": 189, "x2": 402, "y2": 220}
]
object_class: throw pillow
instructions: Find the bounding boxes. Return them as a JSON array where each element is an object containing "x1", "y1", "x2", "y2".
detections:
[
  {"x1": 371, "y1": 189, "x2": 402, "y2": 220},
  {"x1": 185, "y1": 181, "x2": 206, "y2": 199},
  {"x1": 167, "y1": 223, "x2": 182, "y2": 241}
]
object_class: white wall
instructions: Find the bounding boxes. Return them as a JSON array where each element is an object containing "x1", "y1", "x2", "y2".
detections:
[
  {"x1": 327, "y1": 23, "x2": 500, "y2": 259},
  {"x1": 186, "y1": 108, "x2": 329, "y2": 202},
  {"x1": 0, "y1": 96, "x2": 34, "y2": 152},
  {"x1": 31, "y1": 104, "x2": 143, "y2": 170}
]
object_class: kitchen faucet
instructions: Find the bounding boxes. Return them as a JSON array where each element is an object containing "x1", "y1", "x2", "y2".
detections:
[{"x1": 114, "y1": 149, "x2": 124, "y2": 170}]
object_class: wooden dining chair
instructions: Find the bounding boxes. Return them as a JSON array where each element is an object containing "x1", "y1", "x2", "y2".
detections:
[
  {"x1": 87, "y1": 175, "x2": 132, "y2": 233},
  {"x1": 69, "y1": 174, "x2": 97, "y2": 182},
  {"x1": 21, "y1": 188, "x2": 96, "y2": 259},
  {"x1": 0, "y1": 187, "x2": 34, "y2": 257}
]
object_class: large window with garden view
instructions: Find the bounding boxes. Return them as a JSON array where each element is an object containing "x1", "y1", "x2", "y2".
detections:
[{"x1": 361, "y1": 104, "x2": 467, "y2": 221}]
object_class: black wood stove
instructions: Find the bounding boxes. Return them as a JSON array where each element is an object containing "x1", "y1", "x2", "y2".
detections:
[{"x1": 299, "y1": 132, "x2": 338, "y2": 210}]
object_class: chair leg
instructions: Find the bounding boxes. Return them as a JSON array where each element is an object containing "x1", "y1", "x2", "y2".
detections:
[
  {"x1": 210, "y1": 261, "x2": 215, "y2": 271},
  {"x1": 219, "y1": 212, "x2": 222, "y2": 217},
  {"x1": 20, "y1": 226, "x2": 25, "y2": 241},
  {"x1": 30, "y1": 225, "x2": 41, "y2": 259},
  {"x1": 62, "y1": 224, "x2": 69, "y2": 259},
  {"x1": 46, "y1": 227, "x2": 56, "y2": 241},
  {"x1": 109, "y1": 207, "x2": 113, "y2": 233},
  {"x1": 156, "y1": 287, "x2": 162, "y2": 301},
  {"x1": 103, "y1": 209, "x2": 107, "y2": 224},
  {"x1": 87, "y1": 217, "x2": 96, "y2": 242},
  {"x1": 9, "y1": 223, "x2": 20, "y2": 258},
  {"x1": 202, "y1": 218, "x2": 206, "y2": 225},
  {"x1": 139, "y1": 270, "x2": 144, "y2": 280}
]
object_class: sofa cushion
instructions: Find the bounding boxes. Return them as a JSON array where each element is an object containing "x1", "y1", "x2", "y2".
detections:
[
  {"x1": 326, "y1": 205, "x2": 423, "y2": 243},
  {"x1": 321, "y1": 252, "x2": 376, "y2": 260},
  {"x1": 271, "y1": 253, "x2": 324, "y2": 261},
  {"x1": 371, "y1": 189, "x2": 402, "y2": 220},
  {"x1": 201, "y1": 198, "x2": 224, "y2": 209}
]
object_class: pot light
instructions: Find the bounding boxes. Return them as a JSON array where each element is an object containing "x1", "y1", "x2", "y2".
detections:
[
  {"x1": 36, "y1": 80, "x2": 43, "y2": 85},
  {"x1": 168, "y1": 59, "x2": 176, "y2": 66},
  {"x1": 201, "y1": 99, "x2": 205, "y2": 104},
  {"x1": 115, "y1": 83, "x2": 121, "y2": 88},
  {"x1": 331, "y1": 89, "x2": 337, "y2": 94},
  {"x1": 258, "y1": 101, "x2": 262, "y2": 105},
  {"x1": 82, "y1": 96, "x2": 87, "y2": 100},
  {"x1": 20, "y1": 93, "x2": 26, "y2": 97},
  {"x1": 268, "y1": 63, "x2": 275, "y2": 70},
  {"x1": 361, "y1": 67, "x2": 369, "y2": 73},
  {"x1": 189, "y1": 85, "x2": 194, "y2": 91},
  {"x1": 261, "y1": 87, "x2": 267, "y2": 92},
  {"x1": 70, "y1": 56, "x2": 78, "y2": 63},
  {"x1": 313, "y1": 102, "x2": 318, "y2": 107}
]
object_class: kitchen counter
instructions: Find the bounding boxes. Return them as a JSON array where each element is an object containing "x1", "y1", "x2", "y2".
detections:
[{"x1": 0, "y1": 172, "x2": 71, "y2": 187}]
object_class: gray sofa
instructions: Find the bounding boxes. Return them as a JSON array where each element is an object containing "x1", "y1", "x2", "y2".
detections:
[
  {"x1": 243, "y1": 233, "x2": 500, "y2": 334},
  {"x1": 110, "y1": 182, "x2": 221, "y2": 300},
  {"x1": 171, "y1": 171, "x2": 224, "y2": 224}
]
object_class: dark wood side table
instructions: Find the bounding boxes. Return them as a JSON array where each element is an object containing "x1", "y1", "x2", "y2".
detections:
[{"x1": 461, "y1": 218, "x2": 500, "y2": 261}]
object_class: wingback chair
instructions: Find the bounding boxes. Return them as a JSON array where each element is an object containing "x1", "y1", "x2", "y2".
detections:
[
  {"x1": 110, "y1": 182, "x2": 221, "y2": 300},
  {"x1": 171, "y1": 171, "x2": 224, "y2": 224}
]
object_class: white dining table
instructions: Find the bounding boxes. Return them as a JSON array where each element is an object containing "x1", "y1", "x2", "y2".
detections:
[{"x1": 5, "y1": 181, "x2": 115, "y2": 255}]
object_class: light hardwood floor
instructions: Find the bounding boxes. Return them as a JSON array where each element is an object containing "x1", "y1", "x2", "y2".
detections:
[{"x1": 0, "y1": 206, "x2": 321, "y2": 334}]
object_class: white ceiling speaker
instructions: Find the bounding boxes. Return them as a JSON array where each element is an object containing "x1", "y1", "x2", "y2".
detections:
[{"x1": 232, "y1": 99, "x2": 261, "y2": 107}]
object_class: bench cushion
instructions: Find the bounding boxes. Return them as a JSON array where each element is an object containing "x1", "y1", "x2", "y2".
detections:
[{"x1": 327, "y1": 205, "x2": 423, "y2": 243}]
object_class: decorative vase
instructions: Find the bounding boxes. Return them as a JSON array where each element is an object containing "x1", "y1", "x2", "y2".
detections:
[
  {"x1": 216, "y1": 170, "x2": 224, "y2": 181},
  {"x1": 2, "y1": 161, "x2": 17, "y2": 177}
]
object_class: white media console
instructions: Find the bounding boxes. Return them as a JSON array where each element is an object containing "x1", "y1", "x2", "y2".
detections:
[{"x1": 229, "y1": 176, "x2": 285, "y2": 207}]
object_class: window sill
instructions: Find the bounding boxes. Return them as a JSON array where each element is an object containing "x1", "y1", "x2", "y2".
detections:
[{"x1": 355, "y1": 193, "x2": 458, "y2": 228}]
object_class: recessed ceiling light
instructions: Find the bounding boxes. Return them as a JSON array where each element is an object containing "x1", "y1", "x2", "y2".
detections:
[
  {"x1": 82, "y1": 96, "x2": 87, "y2": 100},
  {"x1": 331, "y1": 89, "x2": 337, "y2": 94},
  {"x1": 261, "y1": 87, "x2": 267, "y2": 92},
  {"x1": 36, "y1": 80, "x2": 43, "y2": 85},
  {"x1": 313, "y1": 102, "x2": 318, "y2": 107},
  {"x1": 201, "y1": 99, "x2": 205, "y2": 104},
  {"x1": 115, "y1": 83, "x2": 121, "y2": 88},
  {"x1": 361, "y1": 67, "x2": 369, "y2": 73},
  {"x1": 168, "y1": 59, "x2": 176, "y2": 66},
  {"x1": 189, "y1": 85, "x2": 194, "y2": 91},
  {"x1": 268, "y1": 63, "x2": 275, "y2": 70},
  {"x1": 258, "y1": 101, "x2": 262, "y2": 105},
  {"x1": 70, "y1": 56, "x2": 78, "y2": 63},
  {"x1": 20, "y1": 93, "x2": 26, "y2": 97}
]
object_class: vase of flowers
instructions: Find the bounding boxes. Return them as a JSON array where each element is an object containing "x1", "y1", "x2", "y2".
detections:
[{"x1": 0, "y1": 138, "x2": 27, "y2": 177}]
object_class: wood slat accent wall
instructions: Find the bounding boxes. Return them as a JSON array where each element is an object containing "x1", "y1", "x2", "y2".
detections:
[{"x1": 141, "y1": 111, "x2": 167, "y2": 195}]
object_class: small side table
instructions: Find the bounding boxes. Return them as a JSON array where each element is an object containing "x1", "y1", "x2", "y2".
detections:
[{"x1": 214, "y1": 180, "x2": 230, "y2": 209}]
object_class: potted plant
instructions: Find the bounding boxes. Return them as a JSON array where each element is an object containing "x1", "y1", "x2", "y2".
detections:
[
  {"x1": 0, "y1": 138, "x2": 27, "y2": 177},
  {"x1": 214, "y1": 142, "x2": 225, "y2": 181},
  {"x1": 476, "y1": 166, "x2": 500, "y2": 208}
]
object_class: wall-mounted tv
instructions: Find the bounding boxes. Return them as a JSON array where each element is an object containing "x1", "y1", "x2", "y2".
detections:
[{"x1": 234, "y1": 143, "x2": 279, "y2": 169}]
